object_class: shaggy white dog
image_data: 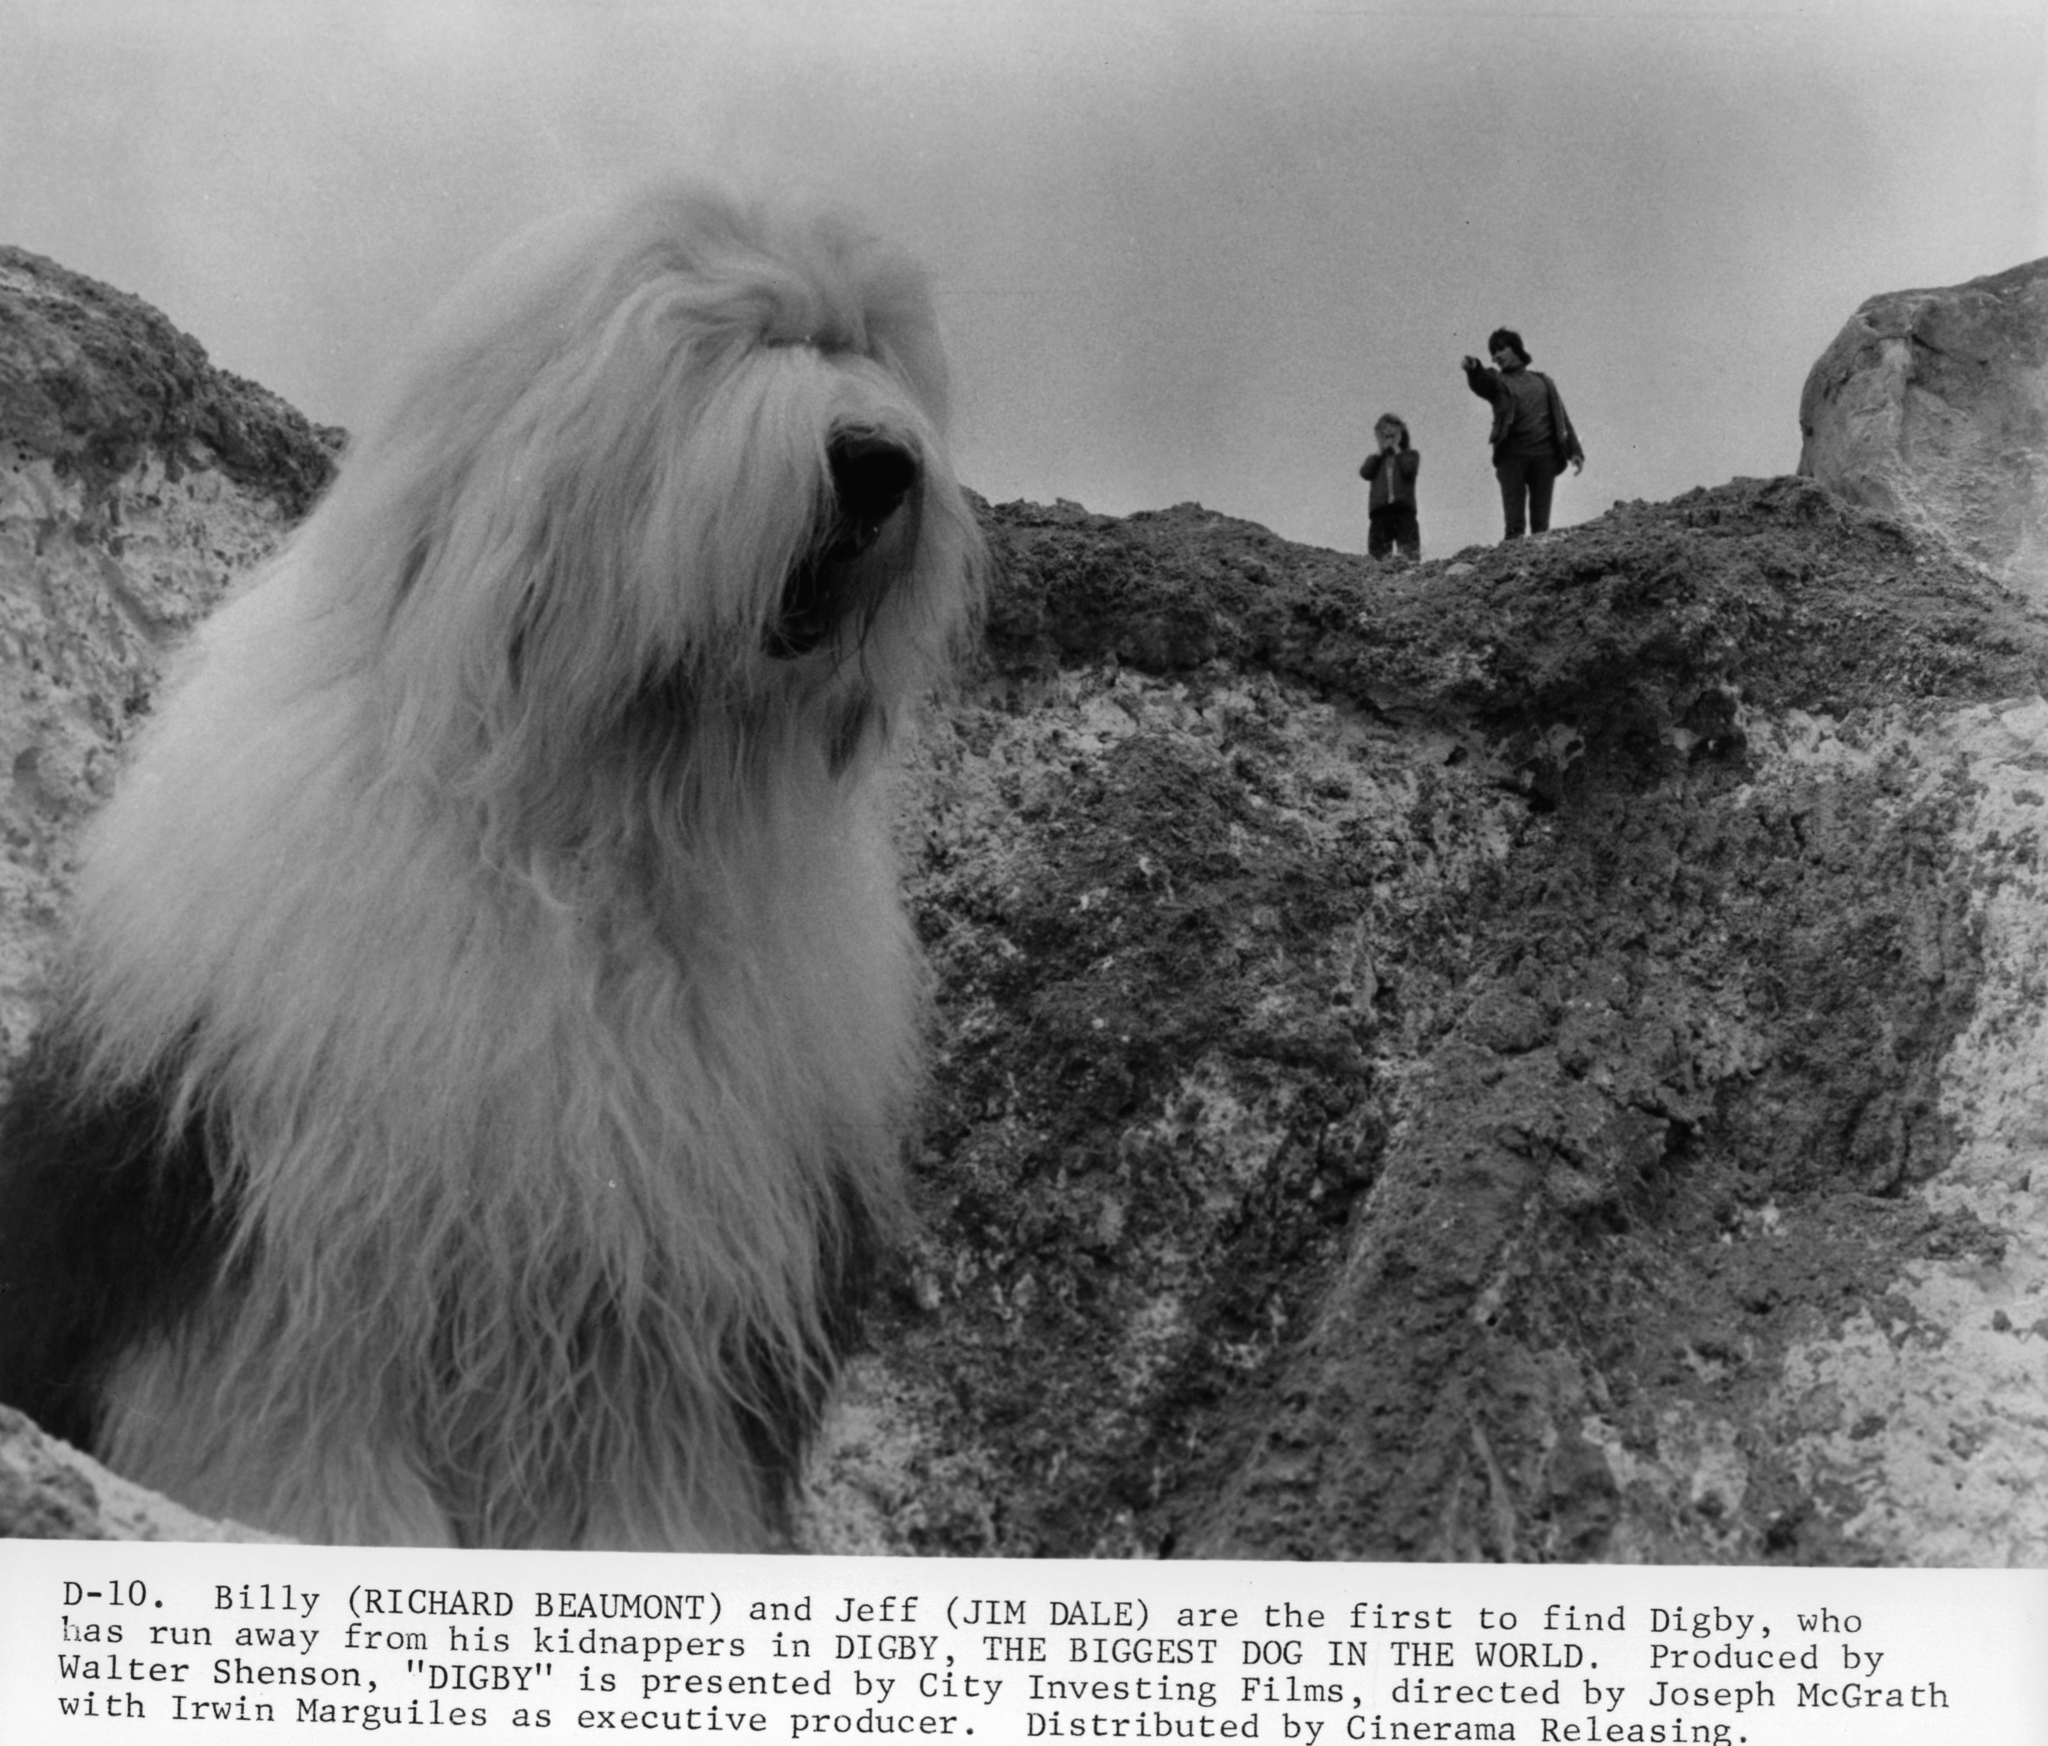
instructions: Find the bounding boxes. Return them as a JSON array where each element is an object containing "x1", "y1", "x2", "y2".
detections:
[{"x1": 0, "y1": 182, "x2": 981, "y2": 1547}]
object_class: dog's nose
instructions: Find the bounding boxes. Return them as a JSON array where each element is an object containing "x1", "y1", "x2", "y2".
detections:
[
  {"x1": 827, "y1": 432, "x2": 919, "y2": 549},
  {"x1": 765, "y1": 434, "x2": 923, "y2": 660}
]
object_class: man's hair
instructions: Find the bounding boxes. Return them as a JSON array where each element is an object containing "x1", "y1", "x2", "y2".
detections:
[{"x1": 1486, "y1": 327, "x2": 1529, "y2": 364}]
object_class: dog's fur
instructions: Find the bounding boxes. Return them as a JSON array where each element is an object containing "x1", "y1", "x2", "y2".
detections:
[{"x1": 0, "y1": 182, "x2": 981, "y2": 1547}]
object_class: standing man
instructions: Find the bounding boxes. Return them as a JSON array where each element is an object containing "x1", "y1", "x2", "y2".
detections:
[
  {"x1": 1461, "y1": 328, "x2": 1584, "y2": 539},
  {"x1": 1358, "y1": 413, "x2": 1421, "y2": 560}
]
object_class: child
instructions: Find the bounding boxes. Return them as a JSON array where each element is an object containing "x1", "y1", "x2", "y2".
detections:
[{"x1": 1358, "y1": 414, "x2": 1421, "y2": 559}]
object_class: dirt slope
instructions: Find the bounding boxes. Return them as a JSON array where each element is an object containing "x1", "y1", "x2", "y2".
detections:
[{"x1": 805, "y1": 482, "x2": 2048, "y2": 1566}]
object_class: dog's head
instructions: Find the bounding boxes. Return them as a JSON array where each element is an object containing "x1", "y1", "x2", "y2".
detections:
[{"x1": 309, "y1": 182, "x2": 983, "y2": 837}]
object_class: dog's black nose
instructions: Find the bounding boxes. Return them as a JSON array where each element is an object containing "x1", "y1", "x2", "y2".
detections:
[
  {"x1": 767, "y1": 433, "x2": 923, "y2": 660},
  {"x1": 827, "y1": 432, "x2": 919, "y2": 548}
]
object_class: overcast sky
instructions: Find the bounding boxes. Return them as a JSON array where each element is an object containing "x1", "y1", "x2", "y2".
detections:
[{"x1": 4, "y1": 1, "x2": 2044, "y2": 556}]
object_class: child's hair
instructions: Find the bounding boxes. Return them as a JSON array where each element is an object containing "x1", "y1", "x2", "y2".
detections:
[
  {"x1": 1374, "y1": 413, "x2": 1412, "y2": 452},
  {"x1": 1485, "y1": 327, "x2": 1529, "y2": 364}
]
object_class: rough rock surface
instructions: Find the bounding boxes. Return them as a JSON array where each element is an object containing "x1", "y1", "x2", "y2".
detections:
[
  {"x1": 1800, "y1": 256, "x2": 2048, "y2": 604},
  {"x1": 0, "y1": 245, "x2": 340, "y2": 1069},
  {"x1": 0, "y1": 248, "x2": 338, "y2": 1540},
  {"x1": 0, "y1": 1408, "x2": 278, "y2": 1541},
  {"x1": 797, "y1": 485, "x2": 2048, "y2": 1566},
  {"x1": 4, "y1": 251, "x2": 2047, "y2": 1563}
]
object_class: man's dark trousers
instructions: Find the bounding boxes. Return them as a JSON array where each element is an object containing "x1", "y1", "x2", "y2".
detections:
[{"x1": 1495, "y1": 452, "x2": 1556, "y2": 538}]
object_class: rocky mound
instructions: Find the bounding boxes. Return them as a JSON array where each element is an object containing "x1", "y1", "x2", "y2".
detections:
[
  {"x1": 802, "y1": 484, "x2": 2048, "y2": 1565},
  {"x1": 0, "y1": 244, "x2": 339, "y2": 516},
  {"x1": 0, "y1": 247, "x2": 340, "y2": 1538},
  {"x1": 4, "y1": 251, "x2": 2046, "y2": 1563},
  {"x1": 0, "y1": 246, "x2": 339, "y2": 1070},
  {"x1": 1800, "y1": 256, "x2": 2048, "y2": 603}
]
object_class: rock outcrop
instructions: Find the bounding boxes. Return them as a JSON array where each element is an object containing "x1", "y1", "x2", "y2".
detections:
[
  {"x1": 0, "y1": 249, "x2": 338, "y2": 1539},
  {"x1": 5, "y1": 250, "x2": 2048, "y2": 1564},
  {"x1": 801, "y1": 486, "x2": 2048, "y2": 1566},
  {"x1": 0, "y1": 245, "x2": 339, "y2": 1069},
  {"x1": 1799, "y1": 256, "x2": 2048, "y2": 603},
  {"x1": 0, "y1": 1408, "x2": 278, "y2": 1541}
]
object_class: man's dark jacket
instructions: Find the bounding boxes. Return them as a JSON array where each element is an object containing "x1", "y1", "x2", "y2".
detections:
[{"x1": 1463, "y1": 362, "x2": 1585, "y2": 473}]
